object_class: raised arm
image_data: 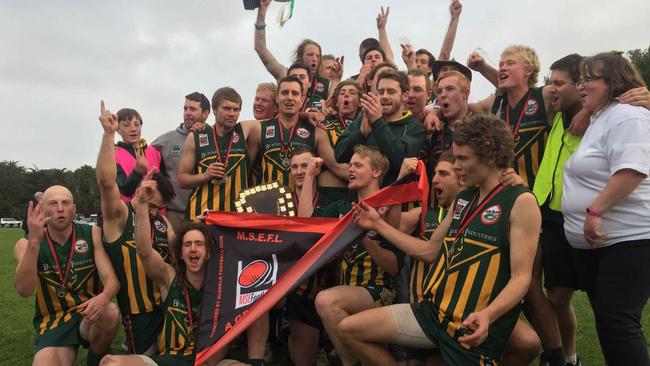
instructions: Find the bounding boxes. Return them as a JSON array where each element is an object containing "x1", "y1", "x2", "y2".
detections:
[
  {"x1": 458, "y1": 193, "x2": 540, "y2": 346},
  {"x1": 376, "y1": 6, "x2": 395, "y2": 64},
  {"x1": 13, "y1": 201, "x2": 45, "y2": 297},
  {"x1": 297, "y1": 157, "x2": 323, "y2": 218},
  {"x1": 469, "y1": 94, "x2": 496, "y2": 114},
  {"x1": 132, "y1": 179, "x2": 175, "y2": 289},
  {"x1": 315, "y1": 128, "x2": 349, "y2": 181},
  {"x1": 254, "y1": 0, "x2": 288, "y2": 80},
  {"x1": 438, "y1": 0, "x2": 462, "y2": 61},
  {"x1": 96, "y1": 101, "x2": 129, "y2": 240},
  {"x1": 76, "y1": 225, "x2": 121, "y2": 321},
  {"x1": 467, "y1": 51, "x2": 498, "y2": 87}
]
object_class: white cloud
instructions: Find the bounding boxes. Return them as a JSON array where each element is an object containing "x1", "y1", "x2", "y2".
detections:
[{"x1": 1, "y1": 0, "x2": 648, "y2": 169}]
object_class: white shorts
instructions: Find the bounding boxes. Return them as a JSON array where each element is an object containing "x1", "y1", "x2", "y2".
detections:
[{"x1": 389, "y1": 303, "x2": 438, "y2": 349}]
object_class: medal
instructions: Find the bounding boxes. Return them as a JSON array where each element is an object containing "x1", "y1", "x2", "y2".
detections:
[
  {"x1": 211, "y1": 125, "x2": 235, "y2": 184},
  {"x1": 57, "y1": 286, "x2": 67, "y2": 298},
  {"x1": 505, "y1": 90, "x2": 532, "y2": 144},
  {"x1": 45, "y1": 226, "x2": 76, "y2": 297},
  {"x1": 277, "y1": 119, "x2": 298, "y2": 170}
]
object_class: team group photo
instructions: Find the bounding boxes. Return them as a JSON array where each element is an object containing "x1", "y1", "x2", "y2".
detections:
[{"x1": 2, "y1": 0, "x2": 650, "y2": 365}]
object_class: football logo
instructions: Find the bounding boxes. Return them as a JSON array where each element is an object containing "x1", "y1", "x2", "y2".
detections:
[
  {"x1": 265, "y1": 125, "x2": 275, "y2": 138},
  {"x1": 296, "y1": 127, "x2": 310, "y2": 139},
  {"x1": 199, "y1": 134, "x2": 209, "y2": 147},
  {"x1": 154, "y1": 220, "x2": 167, "y2": 233},
  {"x1": 453, "y1": 198, "x2": 470, "y2": 220},
  {"x1": 74, "y1": 239, "x2": 89, "y2": 254},
  {"x1": 480, "y1": 204, "x2": 502, "y2": 225},
  {"x1": 235, "y1": 254, "x2": 278, "y2": 309},
  {"x1": 525, "y1": 99, "x2": 539, "y2": 116}
]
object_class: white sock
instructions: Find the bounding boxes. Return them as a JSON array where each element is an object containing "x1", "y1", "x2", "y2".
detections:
[{"x1": 565, "y1": 354, "x2": 577, "y2": 364}]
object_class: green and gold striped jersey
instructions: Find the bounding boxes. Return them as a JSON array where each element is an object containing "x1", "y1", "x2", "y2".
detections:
[
  {"x1": 33, "y1": 223, "x2": 101, "y2": 334},
  {"x1": 322, "y1": 113, "x2": 354, "y2": 148},
  {"x1": 104, "y1": 204, "x2": 170, "y2": 315},
  {"x1": 158, "y1": 279, "x2": 202, "y2": 358},
  {"x1": 187, "y1": 123, "x2": 250, "y2": 219},
  {"x1": 412, "y1": 184, "x2": 527, "y2": 358},
  {"x1": 410, "y1": 205, "x2": 446, "y2": 303},
  {"x1": 491, "y1": 87, "x2": 548, "y2": 188},
  {"x1": 260, "y1": 118, "x2": 316, "y2": 189},
  {"x1": 314, "y1": 199, "x2": 402, "y2": 290}
]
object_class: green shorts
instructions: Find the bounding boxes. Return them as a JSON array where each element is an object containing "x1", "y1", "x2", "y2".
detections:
[
  {"x1": 286, "y1": 292, "x2": 322, "y2": 330},
  {"x1": 123, "y1": 307, "x2": 164, "y2": 354},
  {"x1": 317, "y1": 186, "x2": 349, "y2": 207},
  {"x1": 411, "y1": 302, "x2": 500, "y2": 366},
  {"x1": 34, "y1": 313, "x2": 89, "y2": 354},
  {"x1": 364, "y1": 285, "x2": 395, "y2": 307}
]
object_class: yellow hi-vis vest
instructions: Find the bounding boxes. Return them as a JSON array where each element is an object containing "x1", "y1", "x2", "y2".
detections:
[{"x1": 532, "y1": 112, "x2": 582, "y2": 211}]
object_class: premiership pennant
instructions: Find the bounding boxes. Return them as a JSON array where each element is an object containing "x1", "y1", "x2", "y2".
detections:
[{"x1": 195, "y1": 161, "x2": 429, "y2": 365}]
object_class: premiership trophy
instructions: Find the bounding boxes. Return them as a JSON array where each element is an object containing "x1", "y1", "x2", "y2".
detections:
[{"x1": 235, "y1": 182, "x2": 296, "y2": 217}]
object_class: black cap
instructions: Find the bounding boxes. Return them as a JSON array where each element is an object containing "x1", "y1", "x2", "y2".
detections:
[{"x1": 431, "y1": 59, "x2": 473, "y2": 82}]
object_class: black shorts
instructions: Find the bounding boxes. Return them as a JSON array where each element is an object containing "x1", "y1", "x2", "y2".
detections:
[
  {"x1": 286, "y1": 293, "x2": 323, "y2": 330},
  {"x1": 123, "y1": 307, "x2": 164, "y2": 354},
  {"x1": 540, "y1": 220, "x2": 579, "y2": 289}
]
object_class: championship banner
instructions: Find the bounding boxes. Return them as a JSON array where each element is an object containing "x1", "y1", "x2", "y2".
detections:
[{"x1": 195, "y1": 161, "x2": 429, "y2": 365}]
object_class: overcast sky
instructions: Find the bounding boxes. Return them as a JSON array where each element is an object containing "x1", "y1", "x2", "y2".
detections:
[{"x1": 1, "y1": 0, "x2": 649, "y2": 170}]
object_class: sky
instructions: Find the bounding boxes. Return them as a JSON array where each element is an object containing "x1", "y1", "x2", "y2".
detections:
[{"x1": 1, "y1": 0, "x2": 648, "y2": 170}]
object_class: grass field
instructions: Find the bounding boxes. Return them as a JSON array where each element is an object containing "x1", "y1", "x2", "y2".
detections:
[{"x1": 1, "y1": 228, "x2": 648, "y2": 365}]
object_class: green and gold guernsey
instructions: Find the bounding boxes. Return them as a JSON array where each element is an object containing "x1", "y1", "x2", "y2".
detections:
[
  {"x1": 322, "y1": 113, "x2": 354, "y2": 148},
  {"x1": 187, "y1": 123, "x2": 250, "y2": 219},
  {"x1": 314, "y1": 199, "x2": 403, "y2": 293},
  {"x1": 260, "y1": 117, "x2": 316, "y2": 189},
  {"x1": 157, "y1": 279, "x2": 202, "y2": 359},
  {"x1": 491, "y1": 87, "x2": 548, "y2": 188},
  {"x1": 104, "y1": 204, "x2": 171, "y2": 315},
  {"x1": 34, "y1": 223, "x2": 101, "y2": 335},
  {"x1": 412, "y1": 184, "x2": 528, "y2": 359},
  {"x1": 410, "y1": 205, "x2": 446, "y2": 304},
  {"x1": 305, "y1": 76, "x2": 330, "y2": 110}
]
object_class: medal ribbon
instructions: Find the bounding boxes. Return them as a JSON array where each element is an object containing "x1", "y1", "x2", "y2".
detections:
[
  {"x1": 338, "y1": 113, "x2": 349, "y2": 130},
  {"x1": 211, "y1": 125, "x2": 235, "y2": 167},
  {"x1": 505, "y1": 90, "x2": 532, "y2": 142},
  {"x1": 277, "y1": 119, "x2": 298, "y2": 156},
  {"x1": 45, "y1": 226, "x2": 76, "y2": 287},
  {"x1": 453, "y1": 184, "x2": 505, "y2": 241},
  {"x1": 185, "y1": 288, "x2": 195, "y2": 332}
]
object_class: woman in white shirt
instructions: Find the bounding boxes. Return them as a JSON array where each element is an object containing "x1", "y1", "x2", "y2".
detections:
[{"x1": 562, "y1": 52, "x2": 650, "y2": 365}]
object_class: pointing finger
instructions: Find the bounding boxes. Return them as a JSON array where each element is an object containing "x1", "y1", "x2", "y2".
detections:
[{"x1": 100, "y1": 100, "x2": 105, "y2": 113}]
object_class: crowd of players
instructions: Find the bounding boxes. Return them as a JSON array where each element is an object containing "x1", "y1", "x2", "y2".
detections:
[{"x1": 13, "y1": 0, "x2": 650, "y2": 365}]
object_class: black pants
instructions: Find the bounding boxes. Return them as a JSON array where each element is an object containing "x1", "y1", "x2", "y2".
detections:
[{"x1": 574, "y1": 239, "x2": 650, "y2": 366}]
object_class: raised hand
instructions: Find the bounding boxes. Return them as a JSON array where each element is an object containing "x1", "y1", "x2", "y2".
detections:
[
  {"x1": 360, "y1": 93, "x2": 382, "y2": 124},
  {"x1": 134, "y1": 146, "x2": 149, "y2": 175},
  {"x1": 307, "y1": 156, "x2": 324, "y2": 177},
  {"x1": 333, "y1": 56, "x2": 345, "y2": 81},
  {"x1": 134, "y1": 171, "x2": 157, "y2": 205},
  {"x1": 401, "y1": 43, "x2": 414, "y2": 66},
  {"x1": 466, "y1": 52, "x2": 485, "y2": 72},
  {"x1": 398, "y1": 157, "x2": 418, "y2": 180},
  {"x1": 450, "y1": 0, "x2": 463, "y2": 18},
  {"x1": 99, "y1": 100, "x2": 118, "y2": 133},
  {"x1": 26, "y1": 201, "x2": 47, "y2": 241},
  {"x1": 376, "y1": 6, "x2": 390, "y2": 30}
]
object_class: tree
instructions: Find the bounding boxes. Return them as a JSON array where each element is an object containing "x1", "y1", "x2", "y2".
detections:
[
  {"x1": 0, "y1": 161, "x2": 29, "y2": 218},
  {"x1": 628, "y1": 46, "x2": 650, "y2": 86}
]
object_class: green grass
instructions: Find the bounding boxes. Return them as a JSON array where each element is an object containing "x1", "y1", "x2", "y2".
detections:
[{"x1": 1, "y1": 228, "x2": 648, "y2": 365}]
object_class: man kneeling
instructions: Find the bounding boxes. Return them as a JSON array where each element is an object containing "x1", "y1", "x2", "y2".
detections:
[{"x1": 340, "y1": 114, "x2": 541, "y2": 365}]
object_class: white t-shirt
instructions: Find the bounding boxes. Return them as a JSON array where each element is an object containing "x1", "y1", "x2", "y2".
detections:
[{"x1": 562, "y1": 103, "x2": 650, "y2": 249}]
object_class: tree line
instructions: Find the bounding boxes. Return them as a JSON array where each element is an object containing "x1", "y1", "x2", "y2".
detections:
[{"x1": 0, "y1": 161, "x2": 99, "y2": 220}]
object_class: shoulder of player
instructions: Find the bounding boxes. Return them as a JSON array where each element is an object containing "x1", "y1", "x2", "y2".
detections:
[{"x1": 509, "y1": 191, "x2": 539, "y2": 222}]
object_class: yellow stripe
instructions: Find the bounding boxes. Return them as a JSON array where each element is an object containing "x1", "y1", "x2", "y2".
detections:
[
  {"x1": 517, "y1": 156, "x2": 528, "y2": 187},
  {"x1": 530, "y1": 140, "x2": 540, "y2": 176},
  {"x1": 122, "y1": 246, "x2": 139, "y2": 313},
  {"x1": 437, "y1": 271, "x2": 458, "y2": 322},
  {"x1": 136, "y1": 255, "x2": 153, "y2": 311},
  {"x1": 451, "y1": 261, "x2": 481, "y2": 323},
  {"x1": 36, "y1": 287, "x2": 50, "y2": 334},
  {"x1": 476, "y1": 254, "x2": 501, "y2": 311},
  {"x1": 426, "y1": 253, "x2": 446, "y2": 296}
]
